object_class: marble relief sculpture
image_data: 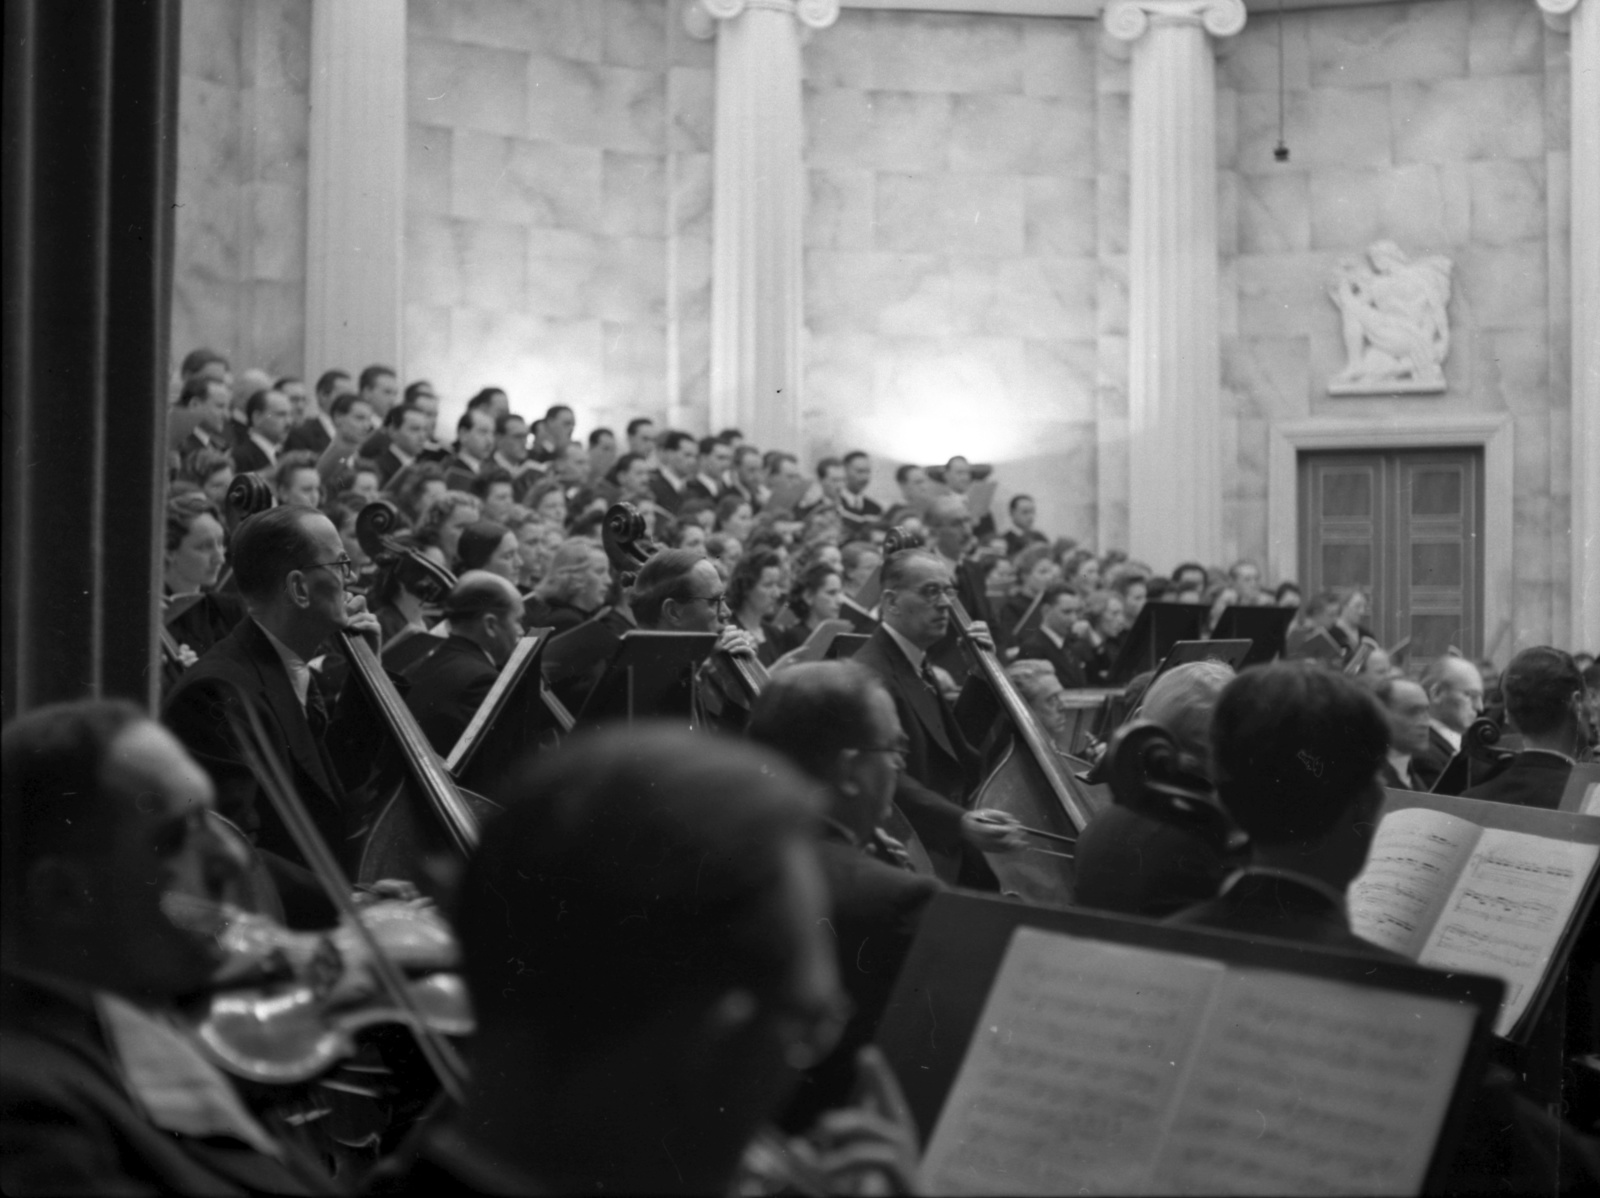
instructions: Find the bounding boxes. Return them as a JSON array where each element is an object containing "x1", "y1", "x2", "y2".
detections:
[{"x1": 1326, "y1": 241, "x2": 1453, "y2": 395}]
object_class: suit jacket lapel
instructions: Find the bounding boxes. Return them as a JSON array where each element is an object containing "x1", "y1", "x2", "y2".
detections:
[
  {"x1": 882, "y1": 633, "x2": 959, "y2": 762},
  {"x1": 239, "y1": 622, "x2": 338, "y2": 801}
]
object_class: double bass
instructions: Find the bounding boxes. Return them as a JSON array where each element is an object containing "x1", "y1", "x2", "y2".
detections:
[{"x1": 882, "y1": 527, "x2": 1096, "y2": 905}]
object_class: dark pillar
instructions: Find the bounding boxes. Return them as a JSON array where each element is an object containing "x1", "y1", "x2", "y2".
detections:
[{"x1": 3, "y1": 0, "x2": 180, "y2": 717}]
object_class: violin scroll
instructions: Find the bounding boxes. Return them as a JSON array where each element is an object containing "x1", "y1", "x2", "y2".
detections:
[
  {"x1": 226, "y1": 472, "x2": 276, "y2": 521},
  {"x1": 602, "y1": 502, "x2": 656, "y2": 588},
  {"x1": 357, "y1": 499, "x2": 455, "y2": 605},
  {"x1": 1106, "y1": 721, "x2": 1235, "y2": 854},
  {"x1": 881, "y1": 526, "x2": 925, "y2": 557}
]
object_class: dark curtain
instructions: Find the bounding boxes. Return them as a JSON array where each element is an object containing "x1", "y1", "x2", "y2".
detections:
[{"x1": 3, "y1": 0, "x2": 180, "y2": 717}]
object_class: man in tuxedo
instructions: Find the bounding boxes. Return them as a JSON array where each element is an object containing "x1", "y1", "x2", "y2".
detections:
[
  {"x1": 838, "y1": 451, "x2": 883, "y2": 534},
  {"x1": 356, "y1": 363, "x2": 399, "y2": 425},
  {"x1": 625, "y1": 416, "x2": 656, "y2": 464},
  {"x1": 1374, "y1": 676, "x2": 1432, "y2": 790},
  {"x1": 444, "y1": 407, "x2": 495, "y2": 493},
  {"x1": 1465, "y1": 647, "x2": 1588, "y2": 810},
  {"x1": 314, "y1": 392, "x2": 375, "y2": 496},
  {"x1": 530, "y1": 404, "x2": 575, "y2": 464},
  {"x1": 374, "y1": 402, "x2": 432, "y2": 486},
  {"x1": 1, "y1": 700, "x2": 331, "y2": 1195},
  {"x1": 174, "y1": 375, "x2": 233, "y2": 460},
  {"x1": 1003, "y1": 494, "x2": 1048, "y2": 556},
  {"x1": 403, "y1": 573, "x2": 523, "y2": 755},
  {"x1": 747, "y1": 662, "x2": 942, "y2": 1123},
  {"x1": 1170, "y1": 663, "x2": 1401, "y2": 958},
  {"x1": 1015, "y1": 583, "x2": 1089, "y2": 689},
  {"x1": 162, "y1": 505, "x2": 387, "y2": 927},
  {"x1": 851, "y1": 549, "x2": 1024, "y2": 886},
  {"x1": 649, "y1": 430, "x2": 696, "y2": 515},
  {"x1": 229, "y1": 387, "x2": 290, "y2": 475},
  {"x1": 686, "y1": 436, "x2": 731, "y2": 503},
  {"x1": 1414, "y1": 655, "x2": 1484, "y2": 789},
  {"x1": 727, "y1": 445, "x2": 768, "y2": 511},
  {"x1": 283, "y1": 367, "x2": 351, "y2": 456}
]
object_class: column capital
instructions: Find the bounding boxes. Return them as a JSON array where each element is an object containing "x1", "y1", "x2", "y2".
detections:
[
  {"x1": 1103, "y1": 0, "x2": 1246, "y2": 42},
  {"x1": 1537, "y1": 0, "x2": 1582, "y2": 34},
  {"x1": 684, "y1": 0, "x2": 840, "y2": 41}
]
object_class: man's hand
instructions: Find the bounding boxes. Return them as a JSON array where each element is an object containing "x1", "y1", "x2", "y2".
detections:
[
  {"x1": 961, "y1": 808, "x2": 1028, "y2": 852},
  {"x1": 717, "y1": 626, "x2": 758, "y2": 659},
  {"x1": 965, "y1": 620, "x2": 996, "y2": 656},
  {"x1": 792, "y1": 1047, "x2": 922, "y2": 1196},
  {"x1": 343, "y1": 593, "x2": 383, "y2": 647}
]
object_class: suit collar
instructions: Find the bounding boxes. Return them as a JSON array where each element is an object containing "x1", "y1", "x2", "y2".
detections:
[
  {"x1": 871, "y1": 628, "x2": 957, "y2": 761},
  {"x1": 234, "y1": 620, "x2": 337, "y2": 798}
]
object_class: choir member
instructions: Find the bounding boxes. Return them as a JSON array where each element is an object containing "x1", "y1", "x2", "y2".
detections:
[
  {"x1": 1464, "y1": 646, "x2": 1588, "y2": 810},
  {"x1": 1414, "y1": 655, "x2": 1485, "y2": 789}
]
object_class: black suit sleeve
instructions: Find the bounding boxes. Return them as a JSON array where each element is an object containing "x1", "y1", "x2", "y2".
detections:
[{"x1": 891, "y1": 773, "x2": 967, "y2": 857}]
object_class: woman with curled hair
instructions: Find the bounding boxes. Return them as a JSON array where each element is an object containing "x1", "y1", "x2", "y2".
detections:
[
  {"x1": 413, "y1": 490, "x2": 481, "y2": 570},
  {"x1": 726, "y1": 549, "x2": 785, "y2": 667},
  {"x1": 1079, "y1": 589, "x2": 1130, "y2": 687},
  {"x1": 525, "y1": 537, "x2": 610, "y2": 634},
  {"x1": 770, "y1": 562, "x2": 846, "y2": 657},
  {"x1": 181, "y1": 446, "x2": 235, "y2": 511},
  {"x1": 386, "y1": 461, "x2": 448, "y2": 525},
  {"x1": 161, "y1": 491, "x2": 242, "y2": 673}
]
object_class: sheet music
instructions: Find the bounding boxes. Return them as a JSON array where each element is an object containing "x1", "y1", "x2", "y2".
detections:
[
  {"x1": 1582, "y1": 783, "x2": 1600, "y2": 817},
  {"x1": 921, "y1": 930, "x2": 1223, "y2": 1196},
  {"x1": 921, "y1": 928, "x2": 1475, "y2": 1196},
  {"x1": 1151, "y1": 970, "x2": 1474, "y2": 1196},
  {"x1": 1418, "y1": 827, "x2": 1599, "y2": 1036},
  {"x1": 1349, "y1": 808, "x2": 1481, "y2": 958}
]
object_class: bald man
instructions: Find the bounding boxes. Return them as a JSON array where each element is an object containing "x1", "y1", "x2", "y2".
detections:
[
  {"x1": 1414, "y1": 656, "x2": 1484, "y2": 790},
  {"x1": 402, "y1": 573, "x2": 525, "y2": 755}
]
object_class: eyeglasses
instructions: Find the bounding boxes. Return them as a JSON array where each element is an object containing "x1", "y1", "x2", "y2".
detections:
[
  {"x1": 305, "y1": 556, "x2": 358, "y2": 583},
  {"x1": 912, "y1": 582, "x2": 961, "y2": 603},
  {"x1": 856, "y1": 735, "x2": 911, "y2": 766},
  {"x1": 688, "y1": 589, "x2": 732, "y2": 613}
]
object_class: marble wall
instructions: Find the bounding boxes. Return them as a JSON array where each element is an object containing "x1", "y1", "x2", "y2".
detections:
[
  {"x1": 801, "y1": 8, "x2": 1107, "y2": 545},
  {"x1": 172, "y1": 0, "x2": 311, "y2": 384},
  {"x1": 403, "y1": 0, "x2": 712, "y2": 438},
  {"x1": 1216, "y1": 0, "x2": 1566, "y2": 649}
]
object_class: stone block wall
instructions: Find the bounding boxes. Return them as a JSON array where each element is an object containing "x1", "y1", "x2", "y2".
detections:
[
  {"x1": 402, "y1": 0, "x2": 712, "y2": 438},
  {"x1": 1217, "y1": 0, "x2": 1566, "y2": 648},
  {"x1": 172, "y1": 0, "x2": 311, "y2": 385}
]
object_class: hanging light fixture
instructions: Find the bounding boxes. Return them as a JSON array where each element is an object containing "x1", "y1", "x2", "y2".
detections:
[{"x1": 1274, "y1": 0, "x2": 1290, "y2": 162}]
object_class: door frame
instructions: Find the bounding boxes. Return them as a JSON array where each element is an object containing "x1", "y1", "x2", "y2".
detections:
[{"x1": 1268, "y1": 415, "x2": 1513, "y2": 661}]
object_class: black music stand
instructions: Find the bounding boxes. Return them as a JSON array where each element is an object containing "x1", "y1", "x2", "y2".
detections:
[
  {"x1": 444, "y1": 632, "x2": 562, "y2": 796},
  {"x1": 1107, "y1": 602, "x2": 1205, "y2": 685},
  {"x1": 575, "y1": 631, "x2": 718, "y2": 727},
  {"x1": 1210, "y1": 604, "x2": 1296, "y2": 668},
  {"x1": 1150, "y1": 638, "x2": 1251, "y2": 681},
  {"x1": 876, "y1": 892, "x2": 1500, "y2": 1197},
  {"x1": 825, "y1": 633, "x2": 871, "y2": 660}
]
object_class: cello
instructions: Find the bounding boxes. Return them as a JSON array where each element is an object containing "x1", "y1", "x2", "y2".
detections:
[{"x1": 882, "y1": 527, "x2": 1095, "y2": 905}]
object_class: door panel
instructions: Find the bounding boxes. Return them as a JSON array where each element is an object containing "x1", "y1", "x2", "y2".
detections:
[{"x1": 1298, "y1": 449, "x2": 1483, "y2": 660}]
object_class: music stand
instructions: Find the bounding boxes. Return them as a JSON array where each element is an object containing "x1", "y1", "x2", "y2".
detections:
[
  {"x1": 1287, "y1": 624, "x2": 1345, "y2": 665},
  {"x1": 575, "y1": 631, "x2": 718, "y2": 726},
  {"x1": 877, "y1": 892, "x2": 1501, "y2": 1197},
  {"x1": 1210, "y1": 604, "x2": 1296, "y2": 668},
  {"x1": 1150, "y1": 638, "x2": 1252, "y2": 682},
  {"x1": 824, "y1": 632, "x2": 871, "y2": 660},
  {"x1": 444, "y1": 632, "x2": 563, "y2": 796},
  {"x1": 1106, "y1": 602, "x2": 1205, "y2": 685}
]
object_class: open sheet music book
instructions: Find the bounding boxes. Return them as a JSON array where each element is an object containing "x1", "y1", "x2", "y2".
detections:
[
  {"x1": 878, "y1": 896, "x2": 1499, "y2": 1198},
  {"x1": 1348, "y1": 793, "x2": 1600, "y2": 1040},
  {"x1": 917, "y1": 925, "x2": 1483, "y2": 1197}
]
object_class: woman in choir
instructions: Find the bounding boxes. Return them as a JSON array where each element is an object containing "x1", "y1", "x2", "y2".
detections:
[
  {"x1": 999, "y1": 544, "x2": 1061, "y2": 640},
  {"x1": 1330, "y1": 586, "x2": 1376, "y2": 658},
  {"x1": 1201, "y1": 582, "x2": 1239, "y2": 638},
  {"x1": 670, "y1": 520, "x2": 709, "y2": 552},
  {"x1": 726, "y1": 549, "x2": 786, "y2": 668},
  {"x1": 705, "y1": 532, "x2": 742, "y2": 579},
  {"x1": 386, "y1": 461, "x2": 448, "y2": 525},
  {"x1": 162, "y1": 492, "x2": 241, "y2": 665},
  {"x1": 1066, "y1": 548, "x2": 1102, "y2": 594},
  {"x1": 456, "y1": 521, "x2": 522, "y2": 585},
  {"x1": 526, "y1": 480, "x2": 570, "y2": 532},
  {"x1": 984, "y1": 555, "x2": 1018, "y2": 605},
  {"x1": 1275, "y1": 580, "x2": 1303, "y2": 610},
  {"x1": 1110, "y1": 568, "x2": 1150, "y2": 627},
  {"x1": 715, "y1": 495, "x2": 756, "y2": 542},
  {"x1": 414, "y1": 491, "x2": 482, "y2": 570},
  {"x1": 840, "y1": 541, "x2": 881, "y2": 600},
  {"x1": 183, "y1": 447, "x2": 235, "y2": 511},
  {"x1": 524, "y1": 538, "x2": 611, "y2": 635},
  {"x1": 771, "y1": 563, "x2": 845, "y2": 657}
]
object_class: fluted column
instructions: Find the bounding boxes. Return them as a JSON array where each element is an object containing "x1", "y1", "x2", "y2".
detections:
[
  {"x1": 304, "y1": 0, "x2": 405, "y2": 378},
  {"x1": 686, "y1": 0, "x2": 838, "y2": 450},
  {"x1": 1105, "y1": 0, "x2": 1245, "y2": 572},
  {"x1": 1539, "y1": 0, "x2": 1599, "y2": 646}
]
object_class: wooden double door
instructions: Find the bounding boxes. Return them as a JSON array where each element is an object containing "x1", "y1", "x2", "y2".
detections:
[{"x1": 1298, "y1": 449, "x2": 1484, "y2": 660}]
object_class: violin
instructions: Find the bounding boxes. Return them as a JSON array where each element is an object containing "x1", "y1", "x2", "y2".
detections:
[
  {"x1": 1429, "y1": 714, "x2": 1518, "y2": 796},
  {"x1": 207, "y1": 680, "x2": 471, "y2": 1102},
  {"x1": 1105, "y1": 720, "x2": 1244, "y2": 860},
  {"x1": 356, "y1": 499, "x2": 456, "y2": 608}
]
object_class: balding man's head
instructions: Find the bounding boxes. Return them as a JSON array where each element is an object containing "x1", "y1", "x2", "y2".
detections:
[
  {"x1": 1138, "y1": 660, "x2": 1236, "y2": 778},
  {"x1": 444, "y1": 570, "x2": 525, "y2": 665},
  {"x1": 923, "y1": 495, "x2": 974, "y2": 559},
  {"x1": 1423, "y1": 656, "x2": 1484, "y2": 734}
]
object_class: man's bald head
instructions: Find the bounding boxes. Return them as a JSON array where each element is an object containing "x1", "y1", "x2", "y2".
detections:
[
  {"x1": 1422, "y1": 655, "x2": 1484, "y2": 734},
  {"x1": 444, "y1": 570, "x2": 522, "y2": 623},
  {"x1": 923, "y1": 495, "x2": 974, "y2": 560},
  {"x1": 1138, "y1": 660, "x2": 1236, "y2": 778}
]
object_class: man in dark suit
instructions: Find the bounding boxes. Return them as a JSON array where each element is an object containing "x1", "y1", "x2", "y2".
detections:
[
  {"x1": 228, "y1": 386, "x2": 290, "y2": 476},
  {"x1": 1, "y1": 700, "x2": 331, "y2": 1195},
  {"x1": 443, "y1": 407, "x2": 495, "y2": 493},
  {"x1": 1414, "y1": 655, "x2": 1485, "y2": 789},
  {"x1": 163, "y1": 505, "x2": 387, "y2": 926},
  {"x1": 1002, "y1": 494, "x2": 1049, "y2": 557},
  {"x1": 921, "y1": 493, "x2": 996, "y2": 680},
  {"x1": 1014, "y1": 582, "x2": 1090, "y2": 689},
  {"x1": 747, "y1": 661, "x2": 942, "y2": 1125},
  {"x1": 685, "y1": 435, "x2": 731, "y2": 503},
  {"x1": 851, "y1": 549, "x2": 1024, "y2": 886},
  {"x1": 1373, "y1": 675, "x2": 1432, "y2": 791},
  {"x1": 173, "y1": 375, "x2": 234, "y2": 462},
  {"x1": 649, "y1": 430, "x2": 697, "y2": 515},
  {"x1": 1169, "y1": 663, "x2": 1404, "y2": 959},
  {"x1": 402, "y1": 573, "x2": 524, "y2": 755},
  {"x1": 1465, "y1": 646, "x2": 1588, "y2": 810},
  {"x1": 374, "y1": 402, "x2": 432, "y2": 487},
  {"x1": 838, "y1": 451, "x2": 883, "y2": 535},
  {"x1": 283, "y1": 367, "x2": 351, "y2": 456}
]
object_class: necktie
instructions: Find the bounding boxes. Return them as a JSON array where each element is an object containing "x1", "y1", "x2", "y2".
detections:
[{"x1": 304, "y1": 679, "x2": 329, "y2": 741}]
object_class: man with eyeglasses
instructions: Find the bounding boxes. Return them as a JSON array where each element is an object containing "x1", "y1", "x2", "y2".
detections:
[
  {"x1": 163, "y1": 505, "x2": 387, "y2": 927},
  {"x1": 747, "y1": 662, "x2": 943, "y2": 1126},
  {"x1": 853, "y1": 549, "x2": 1025, "y2": 888}
]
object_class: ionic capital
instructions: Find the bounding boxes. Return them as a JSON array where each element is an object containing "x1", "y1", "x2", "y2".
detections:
[
  {"x1": 684, "y1": 0, "x2": 841, "y2": 41},
  {"x1": 1103, "y1": 0, "x2": 1247, "y2": 42},
  {"x1": 1537, "y1": 0, "x2": 1582, "y2": 34}
]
